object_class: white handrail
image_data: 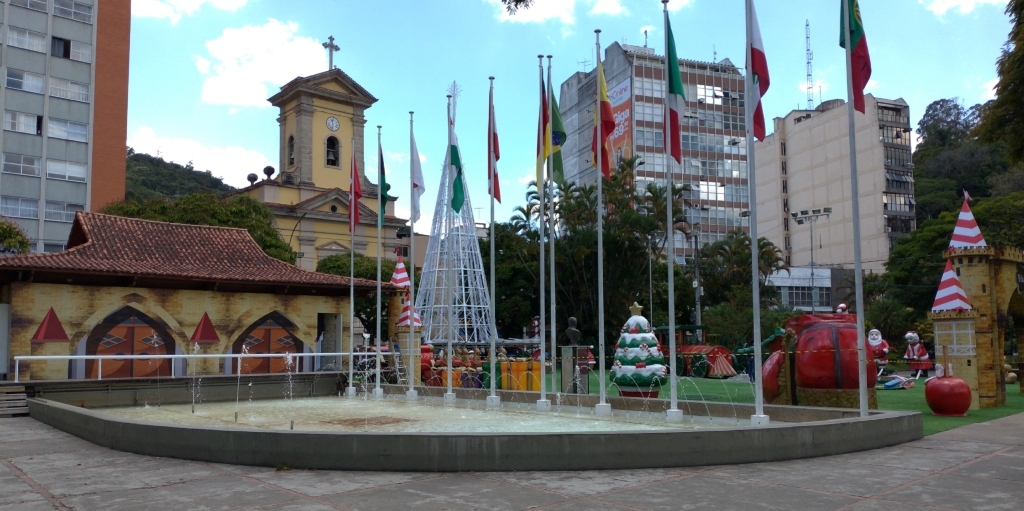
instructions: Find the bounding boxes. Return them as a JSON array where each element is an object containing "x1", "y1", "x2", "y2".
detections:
[{"x1": 13, "y1": 351, "x2": 402, "y2": 382}]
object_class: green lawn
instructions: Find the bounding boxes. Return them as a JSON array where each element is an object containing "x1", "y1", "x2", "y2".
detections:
[{"x1": 555, "y1": 369, "x2": 1024, "y2": 435}]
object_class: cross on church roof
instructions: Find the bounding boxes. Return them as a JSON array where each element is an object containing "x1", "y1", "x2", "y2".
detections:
[{"x1": 322, "y1": 35, "x2": 340, "y2": 70}]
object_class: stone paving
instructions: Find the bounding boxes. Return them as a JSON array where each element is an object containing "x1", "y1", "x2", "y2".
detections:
[{"x1": 1, "y1": 411, "x2": 1022, "y2": 511}]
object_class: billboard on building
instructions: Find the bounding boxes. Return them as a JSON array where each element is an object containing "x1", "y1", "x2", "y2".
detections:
[{"x1": 608, "y1": 78, "x2": 632, "y2": 161}]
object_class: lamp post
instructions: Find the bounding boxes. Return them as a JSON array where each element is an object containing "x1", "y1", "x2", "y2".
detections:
[{"x1": 791, "y1": 207, "x2": 832, "y2": 312}]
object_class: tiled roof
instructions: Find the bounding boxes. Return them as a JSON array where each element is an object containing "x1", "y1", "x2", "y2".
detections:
[{"x1": 0, "y1": 212, "x2": 389, "y2": 291}]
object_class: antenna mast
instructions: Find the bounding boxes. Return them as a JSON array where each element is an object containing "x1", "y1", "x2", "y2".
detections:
[{"x1": 806, "y1": 19, "x2": 813, "y2": 109}]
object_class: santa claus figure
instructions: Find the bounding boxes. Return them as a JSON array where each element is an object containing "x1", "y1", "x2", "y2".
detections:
[
  {"x1": 867, "y1": 329, "x2": 889, "y2": 377},
  {"x1": 903, "y1": 331, "x2": 932, "y2": 379},
  {"x1": 835, "y1": 303, "x2": 849, "y2": 314}
]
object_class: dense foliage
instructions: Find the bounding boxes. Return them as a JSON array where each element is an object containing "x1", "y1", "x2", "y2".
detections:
[
  {"x1": 317, "y1": 254, "x2": 397, "y2": 341},
  {"x1": 0, "y1": 217, "x2": 31, "y2": 254},
  {"x1": 102, "y1": 193, "x2": 296, "y2": 263},
  {"x1": 976, "y1": 0, "x2": 1024, "y2": 165},
  {"x1": 125, "y1": 148, "x2": 236, "y2": 201}
]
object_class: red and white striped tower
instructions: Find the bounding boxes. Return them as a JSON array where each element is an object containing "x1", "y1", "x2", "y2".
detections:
[
  {"x1": 397, "y1": 296, "x2": 422, "y2": 327},
  {"x1": 932, "y1": 259, "x2": 972, "y2": 312},
  {"x1": 390, "y1": 256, "x2": 411, "y2": 287},
  {"x1": 949, "y1": 199, "x2": 987, "y2": 249}
]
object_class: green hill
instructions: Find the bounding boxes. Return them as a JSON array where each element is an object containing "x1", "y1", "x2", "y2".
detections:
[{"x1": 125, "y1": 149, "x2": 236, "y2": 201}]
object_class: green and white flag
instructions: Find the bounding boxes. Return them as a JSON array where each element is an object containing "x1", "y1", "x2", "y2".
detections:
[{"x1": 449, "y1": 116, "x2": 465, "y2": 213}]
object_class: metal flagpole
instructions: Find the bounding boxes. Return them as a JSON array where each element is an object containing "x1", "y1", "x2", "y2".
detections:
[
  {"x1": 407, "y1": 112, "x2": 418, "y2": 400},
  {"x1": 547, "y1": 55, "x2": 558, "y2": 404},
  {"x1": 536, "y1": 55, "x2": 549, "y2": 410},
  {"x1": 662, "y1": 0, "x2": 681, "y2": 422},
  {"x1": 487, "y1": 77, "x2": 501, "y2": 408},
  {"x1": 444, "y1": 95, "x2": 456, "y2": 405},
  {"x1": 347, "y1": 137, "x2": 357, "y2": 397},
  {"x1": 374, "y1": 126, "x2": 384, "y2": 399},
  {"x1": 745, "y1": 0, "x2": 768, "y2": 424},
  {"x1": 843, "y1": 0, "x2": 869, "y2": 417},
  {"x1": 594, "y1": 30, "x2": 611, "y2": 416}
]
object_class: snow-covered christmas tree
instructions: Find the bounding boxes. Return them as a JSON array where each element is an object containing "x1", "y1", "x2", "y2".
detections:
[{"x1": 611, "y1": 303, "x2": 668, "y2": 398}]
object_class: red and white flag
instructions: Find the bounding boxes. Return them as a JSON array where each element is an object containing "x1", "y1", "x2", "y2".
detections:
[
  {"x1": 747, "y1": 0, "x2": 770, "y2": 142},
  {"x1": 664, "y1": 11, "x2": 685, "y2": 164},
  {"x1": 488, "y1": 82, "x2": 501, "y2": 202},
  {"x1": 349, "y1": 145, "x2": 362, "y2": 230}
]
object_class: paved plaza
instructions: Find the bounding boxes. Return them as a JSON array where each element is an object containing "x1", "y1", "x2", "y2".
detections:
[{"x1": 1, "y1": 411, "x2": 1022, "y2": 511}]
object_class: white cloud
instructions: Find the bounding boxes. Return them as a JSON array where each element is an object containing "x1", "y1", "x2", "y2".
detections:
[
  {"x1": 517, "y1": 173, "x2": 534, "y2": 185},
  {"x1": 667, "y1": 0, "x2": 693, "y2": 12},
  {"x1": 132, "y1": 0, "x2": 248, "y2": 24},
  {"x1": 922, "y1": 0, "x2": 1006, "y2": 15},
  {"x1": 488, "y1": 0, "x2": 576, "y2": 24},
  {"x1": 384, "y1": 150, "x2": 429, "y2": 164},
  {"x1": 196, "y1": 19, "x2": 325, "y2": 108},
  {"x1": 797, "y1": 78, "x2": 830, "y2": 96},
  {"x1": 127, "y1": 126, "x2": 273, "y2": 188},
  {"x1": 590, "y1": 0, "x2": 627, "y2": 16},
  {"x1": 982, "y1": 77, "x2": 999, "y2": 100},
  {"x1": 864, "y1": 79, "x2": 879, "y2": 92}
]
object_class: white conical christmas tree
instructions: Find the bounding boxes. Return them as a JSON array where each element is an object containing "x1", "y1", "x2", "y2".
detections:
[{"x1": 414, "y1": 92, "x2": 494, "y2": 345}]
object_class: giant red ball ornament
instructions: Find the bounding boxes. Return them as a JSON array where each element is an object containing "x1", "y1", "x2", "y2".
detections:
[
  {"x1": 925, "y1": 376, "x2": 972, "y2": 417},
  {"x1": 790, "y1": 314, "x2": 877, "y2": 390}
]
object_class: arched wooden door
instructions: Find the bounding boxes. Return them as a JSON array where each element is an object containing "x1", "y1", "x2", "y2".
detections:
[
  {"x1": 232, "y1": 319, "x2": 301, "y2": 374},
  {"x1": 85, "y1": 311, "x2": 173, "y2": 379}
]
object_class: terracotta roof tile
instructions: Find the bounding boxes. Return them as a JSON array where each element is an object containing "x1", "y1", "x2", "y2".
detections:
[{"x1": 0, "y1": 212, "x2": 390, "y2": 291}]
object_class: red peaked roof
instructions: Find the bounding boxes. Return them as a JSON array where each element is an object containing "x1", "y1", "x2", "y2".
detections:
[
  {"x1": 949, "y1": 199, "x2": 987, "y2": 249},
  {"x1": 190, "y1": 313, "x2": 220, "y2": 343},
  {"x1": 0, "y1": 212, "x2": 395, "y2": 296},
  {"x1": 31, "y1": 308, "x2": 70, "y2": 343},
  {"x1": 932, "y1": 259, "x2": 972, "y2": 312}
]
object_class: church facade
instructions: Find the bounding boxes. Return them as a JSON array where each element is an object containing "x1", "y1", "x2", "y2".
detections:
[{"x1": 238, "y1": 68, "x2": 408, "y2": 271}]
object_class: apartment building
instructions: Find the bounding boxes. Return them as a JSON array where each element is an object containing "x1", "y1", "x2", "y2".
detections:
[{"x1": 0, "y1": 0, "x2": 129, "y2": 252}]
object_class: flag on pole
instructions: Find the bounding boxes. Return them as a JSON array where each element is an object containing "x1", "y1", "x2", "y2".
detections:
[
  {"x1": 411, "y1": 128, "x2": 425, "y2": 222},
  {"x1": 963, "y1": 189, "x2": 972, "y2": 202},
  {"x1": 840, "y1": 0, "x2": 872, "y2": 113},
  {"x1": 747, "y1": 0, "x2": 771, "y2": 142},
  {"x1": 377, "y1": 144, "x2": 390, "y2": 227},
  {"x1": 349, "y1": 145, "x2": 362, "y2": 231},
  {"x1": 664, "y1": 14, "x2": 685, "y2": 163},
  {"x1": 591, "y1": 59, "x2": 615, "y2": 180},
  {"x1": 536, "y1": 69, "x2": 550, "y2": 185},
  {"x1": 488, "y1": 84, "x2": 501, "y2": 202},
  {"x1": 449, "y1": 117, "x2": 466, "y2": 213},
  {"x1": 549, "y1": 73, "x2": 566, "y2": 183}
]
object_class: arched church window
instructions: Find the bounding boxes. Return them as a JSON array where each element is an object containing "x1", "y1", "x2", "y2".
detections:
[
  {"x1": 288, "y1": 136, "x2": 295, "y2": 166},
  {"x1": 326, "y1": 136, "x2": 339, "y2": 167}
]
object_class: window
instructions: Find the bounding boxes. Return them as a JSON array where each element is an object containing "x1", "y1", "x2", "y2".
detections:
[
  {"x1": 54, "y1": 0, "x2": 93, "y2": 23},
  {"x1": 11, "y1": 0, "x2": 49, "y2": 13},
  {"x1": 885, "y1": 147, "x2": 913, "y2": 168},
  {"x1": 782, "y1": 180, "x2": 788, "y2": 194},
  {"x1": 47, "y1": 118, "x2": 89, "y2": 142},
  {"x1": 6, "y1": 69, "x2": 46, "y2": 94},
  {"x1": 43, "y1": 243, "x2": 66, "y2": 253},
  {"x1": 326, "y1": 136, "x2": 339, "y2": 167},
  {"x1": 397, "y1": 246, "x2": 410, "y2": 257},
  {"x1": 8, "y1": 27, "x2": 48, "y2": 53},
  {"x1": 1, "y1": 196, "x2": 39, "y2": 219},
  {"x1": 49, "y1": 77, "x2": 90, "y2": 102},
  {"x1": 4, "y1": 111, "x2": 42, "y2": 135},
  {"x1": 880, "y1": 125, "x2": 911, "y2": 146},
  {"x1": 51, "y1": 37, "x2": 92, "y2": 63},
  {"x1": 883, "y1": 192, "x2": 915, "y2": 213},
  {"x1": 46, "y1": 159, "x2": 87, "y2": 181},
  {"x1": 45, "y1": 201, "x2": 83, "y2": 222},
  {"x1": 288, "y1": 136, "x2": 295, "y2": 166},
  {"x1": 2, "y1": 153, "x2": 41, "y2": 176},
  {"x1": 781, "y1": 160, "x2": 787, "y2": 174},
  {"x1": 780, "y1": 142, "x2": 786, "y2": 156}
]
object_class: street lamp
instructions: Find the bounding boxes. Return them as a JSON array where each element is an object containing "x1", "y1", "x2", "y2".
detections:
[{"x1": 791, "y1": 207, "x2": 832, "y2": 312}]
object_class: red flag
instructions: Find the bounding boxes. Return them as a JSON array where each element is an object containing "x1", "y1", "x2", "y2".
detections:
[
  {"x1": 841, "y1": 0, "x2": 872, "y2": 113},
  {"x1": 349, "y1": 146, "x2": 362, "y2": 231},
  {"x1": 590, "y1": 60, "x2": 615, "y2": 180},
  {"x1": 747, "y1": 0, "x2": 770, "y2": 142},
  {"x1": 488, "y1": 82, "x2": 501, "y2": 202}
]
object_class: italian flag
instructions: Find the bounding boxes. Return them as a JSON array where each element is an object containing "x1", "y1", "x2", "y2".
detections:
[
  {"x1": 449, "y1": 117, "x2": 465, "y2": 213},
  {"x1": 747, "y1": 0, "x2": 770, "y2": 142},
  {"x1": 840, "y1": 0, "x2": 872, "y2": 113},
  {"x1": 664, "y1": 14, "x2": 685, "y2": 164}
]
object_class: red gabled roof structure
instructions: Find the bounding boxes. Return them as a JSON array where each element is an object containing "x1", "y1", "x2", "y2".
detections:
[
  {"x1": 0, "y1": 212, "x2": 395, "y2": 296},
  {"x1": 30, "y1": 308, "x2": 70, "y2": 343},
  {"x1": 190, "y1": 312, "x2": 220, "y2": 344}
]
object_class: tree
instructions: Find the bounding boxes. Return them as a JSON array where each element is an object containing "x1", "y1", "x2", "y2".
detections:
[
  {"x1": 500, "y1": 0, "x2": 533, "y2": 14},
  {"x1": 125, "y1": 150, "x2": 235, "y2": 201},
  {"x1": 102, "y1": 194, "x2": 296, "y2": 263},
  {"x1": 0, "y1": 217, "x2": 31, "y2": 254},
  {"x1": 317, "y1": 254, "x2": 397, "y2": 341},
  {"x1": 480, "y1": 222, "x2": 540, "y2": 338},
  {"x1": 914, "y1": 98, "x2": 979, "y2": 166},
  {"x1": 976, "y1": 0, "x2": 1024, "y2": 165}
]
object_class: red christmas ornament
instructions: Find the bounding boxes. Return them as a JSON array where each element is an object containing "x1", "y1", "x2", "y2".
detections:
[
  {"x1": 635, "y1": 362, "x2": 647, "y2": 369},
  {"x1": 925, "y1": 376, "x2": 972, "y2": 417},
  {"x1": 629, "y1": 325, "x2": 640, "y2": 334}
]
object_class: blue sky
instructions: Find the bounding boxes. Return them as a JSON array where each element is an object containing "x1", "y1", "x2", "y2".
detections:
[{"x1": 128, "y1": 0, "x2": 1011, "y2": 233}]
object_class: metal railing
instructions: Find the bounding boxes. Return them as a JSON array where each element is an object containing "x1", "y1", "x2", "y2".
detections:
[{"x1": 12, "y1": 351, "x2": 402, "y2": 382}]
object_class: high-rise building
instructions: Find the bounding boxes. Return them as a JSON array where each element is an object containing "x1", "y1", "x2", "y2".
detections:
[
  {"x1": 0, "y1": 0, "x2": 130, "y2": 253},
  {"x1": 754, "y1": 95, "x2": 914, "y2": 273},
  {"x1": 558, "y1": 42, "x2": 751, "y2": 262}
]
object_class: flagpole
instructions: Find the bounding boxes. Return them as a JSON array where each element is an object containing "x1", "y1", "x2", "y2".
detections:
[
  {"x1": 594, "y1": 30, "x2": 610, "y2": 416},
  {"x1": 662, "y1": 0, "x2": 681, "y2": 423},
  {"x1": 374, "y1": 125, "x2": 384, "y2": 400},
  {"x1": 546, "y1": 55, "x2": 558, "y2": 405},
  {"x1": 843, "y1": 0, "x2": 869, "y2": 417},
  {"x1": 347, "y1": 137, "x2": 357, "y2": 397},
  {"x1": 487, "y1": 77, "x2": 501, "y2": 408},
  {"x1": 407, "y1": 112, "x2": 418, "y2": 400},
  {"x1": 444, "y1": 95, "x2": 456, "y2": 405},
  {"x1": 536, "y1": 54, "x2": 550, "y2": 411},
  {"x1": 745, "y1": 0, "x2": 768, "y2": 425}
]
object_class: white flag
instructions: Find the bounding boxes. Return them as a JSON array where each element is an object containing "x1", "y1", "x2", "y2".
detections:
[{"x1": 410, "y1": 128, "x2": 425, "y2": 222}]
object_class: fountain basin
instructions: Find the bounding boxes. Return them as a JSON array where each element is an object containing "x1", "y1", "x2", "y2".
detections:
[{"x1": 23, "y1": 376, "x2": 922, "y2": 472}]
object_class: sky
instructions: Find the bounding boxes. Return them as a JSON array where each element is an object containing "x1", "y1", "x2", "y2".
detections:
[{"x1": 127, "y1": 0, "x2": 1012, "y2": 233}]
